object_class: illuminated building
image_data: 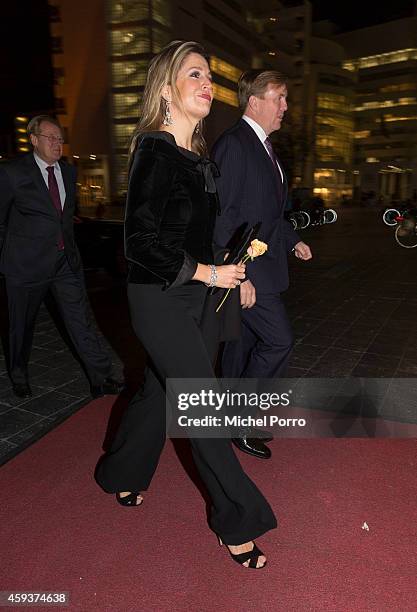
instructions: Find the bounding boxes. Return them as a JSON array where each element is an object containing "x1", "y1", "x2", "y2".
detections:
[
  {"x1": 253, "y1": 3, "x2": 355, "y2": 203},
  {"x1": 336, "y1": 15, "x2": 417, "y2": 202},
  {"x1": 47, "y1": 0, "x2": 262, "y2": 202}
]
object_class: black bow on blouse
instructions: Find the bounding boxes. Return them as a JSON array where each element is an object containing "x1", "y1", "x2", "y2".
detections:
[{"x1": 198, "y1": 158, "x2": 220, "y2": 194}]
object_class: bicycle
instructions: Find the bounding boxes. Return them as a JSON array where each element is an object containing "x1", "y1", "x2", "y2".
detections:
[
  {"x1": 286, "y1": 210, "x2": 311, "y2": 230},
  {"x1": 382, "y1": 207, "x2": 401, "y2": 226},
  {"x1": 309, "y1": 207, "x2": 338, "y2": 227},
  {"x1": 394, "y1": 211, "x2": 417, "y2": 248}
]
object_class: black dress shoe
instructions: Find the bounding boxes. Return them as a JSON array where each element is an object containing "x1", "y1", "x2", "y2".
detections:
[
  {"x1": 239, "y1": 427, "x2": 273, "y2": 442},
  {"x1": 232, "y1": 436, "x2": 272, "y2": 459},
  {"x1": 12, "y1": 382, "x2": 32, "y2": 399},
  {"x1": 91, "y1": 377, "x2": 125, "y2": 399}
]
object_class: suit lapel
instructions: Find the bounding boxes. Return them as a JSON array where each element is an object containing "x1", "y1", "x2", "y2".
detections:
[
  {"x1": 59, "y1": 161, "x2": 70, "y2": 210},
  {"x1": 275, "y1": 153, "x2": 288, "y2": 205},
  {"x1": 239, "y1": 120, "x2": 285, "y2": 206},
  {"x1": 26, "y1": 155, "x2": 61, "y2": 218},
  {"x1": 26, "y1": 155, "x2": 49, "y2": 200}
]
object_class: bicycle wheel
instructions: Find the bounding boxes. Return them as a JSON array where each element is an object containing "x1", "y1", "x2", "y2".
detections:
[
  {"x1": 323, "y1": 209, "x2": 338, "y2": 224},
  {"x1": 383, "y1": 208, "x2": 400, "y2": 226},
  {"x1": 395, "y1": 217, "x2": 417, "y2": 248},
  {"x1": 299, "y1": 210, "x2": 310, "y2": 229}
]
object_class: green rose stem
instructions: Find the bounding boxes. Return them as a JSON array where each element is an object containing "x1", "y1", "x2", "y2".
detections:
[{"x1": 215, "y1": 253, "x2": 252, "y2": 313}]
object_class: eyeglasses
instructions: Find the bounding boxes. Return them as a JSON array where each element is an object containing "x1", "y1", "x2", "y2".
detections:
[{"x1": 36, "y1": 133, "x2": 65, "y2": 144}]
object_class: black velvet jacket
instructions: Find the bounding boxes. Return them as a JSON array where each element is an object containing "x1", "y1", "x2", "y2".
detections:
[{"x1": 125, "y1": 132, "x2": 219, "y2": 288}]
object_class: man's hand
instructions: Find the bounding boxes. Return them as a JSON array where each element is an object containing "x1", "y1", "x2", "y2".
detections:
[
  {"x1": 240, "y1": 279, "x2": 256, "y2": 309},
  {"x1": 293, "y1": 241, "x2": 312, "y2": 261}
]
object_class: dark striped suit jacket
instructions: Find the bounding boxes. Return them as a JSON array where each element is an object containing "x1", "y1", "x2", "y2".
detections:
[{"x1": 212, "y1": 119, "x2": 299, "y2": 294}]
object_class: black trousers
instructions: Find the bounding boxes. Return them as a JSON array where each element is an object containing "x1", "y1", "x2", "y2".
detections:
[
  {"x1": 5, "y1": 250, "x2": 111, "y2": 386},
  {"x1": 95, "y1": 283, "x2": 277, "y2": 545},
  {"x1": 222, "y1": 293, "x2": 293, "y2": 379}
]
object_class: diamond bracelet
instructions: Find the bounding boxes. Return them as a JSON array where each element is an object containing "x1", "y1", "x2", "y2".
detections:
[{"x1": 206, "y1": 264, "x2": 217, "y2": 288}]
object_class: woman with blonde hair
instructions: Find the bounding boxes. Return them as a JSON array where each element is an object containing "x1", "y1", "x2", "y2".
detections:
[{"x1": 95, "y1": 40, "x2": 276, "y2": 569}]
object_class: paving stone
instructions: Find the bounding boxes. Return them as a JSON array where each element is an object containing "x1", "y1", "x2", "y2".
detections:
[
  {"x1": 7, "y1": 417, "x2": 55, "y2": 445},
  {"x1": 19, "y1": 391, "x2": 81, "y2": 418},
  {"x1": 0, "y1": 409, "x2": 44, "y2": 438}
]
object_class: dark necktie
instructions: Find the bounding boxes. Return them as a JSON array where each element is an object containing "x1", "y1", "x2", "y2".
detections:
[
  {"x1": 46, "y1": 165, "x2": 64, "y2": 250},
  {"x1": 264, "y1": 137, "x2": 282, "y2": 184}
]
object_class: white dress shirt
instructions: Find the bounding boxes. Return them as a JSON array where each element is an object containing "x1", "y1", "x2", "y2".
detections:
[
  {"x1": 34, "y1": 153, "x2": 66, "y2": 209},
  {"x1": 242, "y1": 115, "x2": 284, "y2": 183}
]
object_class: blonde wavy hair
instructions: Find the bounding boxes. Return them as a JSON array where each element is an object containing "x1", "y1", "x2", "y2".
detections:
[{"x1": 128, "y1": 40, "x2": 209, "y2": 166}]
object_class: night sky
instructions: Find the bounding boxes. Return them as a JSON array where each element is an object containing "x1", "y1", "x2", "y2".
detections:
[
  {"x1": 0, "y1": 0, "x2": 416, "y2": 135},
  {"x1": 310, "y1": 0, "x2": 416, "y2": 31},
  {"x1": 0, "y1": 2, "x2": 53, "y2": 130}
]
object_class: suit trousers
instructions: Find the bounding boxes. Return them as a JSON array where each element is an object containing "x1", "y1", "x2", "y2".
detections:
[
  {"x1": 5, "y1": 250, "x2": 111, "y2": 386},
  {"x1": 95, "y1": 283, "x2": 277, "y2": 545},
  {"x1": 222, "y1": 293, "x2": 293, "y2": 379}
]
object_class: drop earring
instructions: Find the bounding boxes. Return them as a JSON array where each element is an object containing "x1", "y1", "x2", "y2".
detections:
[
  {"x1": 163, "y1": 99, "x2": 173, "y2": 126},
  {"x1": 194, "y1": 122, "x2": 200, "y2": 134}
]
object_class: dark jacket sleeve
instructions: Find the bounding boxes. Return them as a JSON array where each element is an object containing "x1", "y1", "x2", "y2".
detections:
[
  {"x1": 125, "y1": 148, "x2": 197, "y2": 287},
  {"x1": 282, "y1": 219, "x2": 300, "y2": 252},
  {"x1": 0, "y1": 166, "x2": 14, "y2": 254}
]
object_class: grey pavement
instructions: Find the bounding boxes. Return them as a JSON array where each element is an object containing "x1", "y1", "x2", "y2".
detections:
[{"x1": 1, "y1": 206, "x2": 417, "y2": 465}]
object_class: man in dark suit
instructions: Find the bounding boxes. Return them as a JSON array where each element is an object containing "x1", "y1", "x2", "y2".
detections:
[
  {"x1": 212, "y1": 70, "x2": 312, "y2": 458},
  {"x1": 0, "y1": 115, "x2": 123, "y2": 399}
]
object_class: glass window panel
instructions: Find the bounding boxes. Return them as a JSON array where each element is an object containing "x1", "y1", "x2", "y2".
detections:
[
  {"x1": 343, "y1": 48, "x2": 417, "y2": 71},
  {"x1": 112, "y1": 93, "x2": 141, "y2": 119},
  {"x1": 108, "y1": 0, "x2": 149, "y2": 23},
  {"x1": 211, "y1": 56, "x2": 241, "y2": 83},
  {"x1": 213, "y1": 83, "x2": 238, "y2": 107},
  {"x1": 111, "y1": 60, "x2": 148, "y2": 88},
  {"x1": 113, "y1": 154, "x2": 129, "y2": 195},
  {"x1": 152, "y1": 28, "x2": 171, "y2": 53},
  {"x1": 110, "y1": 29, "x2": 150, "y2": 56},
  {"x1": 113, "y1": 124, "x2": 136, "y2": 149},
  {"x1": 317, "y1": 93, "x2": 351, "y2": 113},
  {"x1": 151, "y1": 0, "x2": 171, "y2": 27}
]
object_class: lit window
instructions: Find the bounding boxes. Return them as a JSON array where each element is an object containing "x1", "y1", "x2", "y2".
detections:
[
  {"x1": 113, "y1": 93, "x2": 141, "y2": 118},
  {"x1": 354, "y1": 131, "x2": 371, "y2": 138},
  {"x1": 382, "y1": 115, "x2": 417, "y2": 122},
  {"x1": 108, "y1": 0, "x2": 149, "y2": 22},
  {"x1": 213, "y1": 83, "x2": 239, "y2": 107},
  {"x1": 355, "y1": 98, "x2": 417, "y2": 111},
  {"x1": 152, "y1": 28, "x2": 171, "y2": 53},
  {"x1": 380, "y1": 83, "x2": 416, "y2": 93},
  {"x1": 343, "y1": 48, "x2": 417, "y2": 71},
  {"x1": 113, "y1": 124, "x2": 136, "y2": 149},
  {"x1": 210, "y1": 56, "x2": 241, "y2": 83},
  {"x1": 110, "y1": 29, "x2": 150, "y2": 56},
  {"x1": 317, "y1": 93, "x2": 351, "y2": 113},
  {"x1": 111, "y1": 61, "x2": 148, "y2": 88},
  {"x1": 152, "y1": 0, "x2": 171, "y2": 27}
]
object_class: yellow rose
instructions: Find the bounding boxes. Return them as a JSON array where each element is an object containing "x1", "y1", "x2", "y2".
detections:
[{"x1": 247, "y1": 239, "x2": 268, "y2": 258}]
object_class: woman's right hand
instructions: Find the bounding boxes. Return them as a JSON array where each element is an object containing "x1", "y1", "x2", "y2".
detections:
[
  {"x1": 215, "y1": 263, "x2": 246, "y2": 288},
  {"x1": 193, "y1": 262, "x2": 246, "y2": 288}
]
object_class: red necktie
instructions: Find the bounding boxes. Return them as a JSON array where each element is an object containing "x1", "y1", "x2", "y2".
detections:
[{"x1": 46, "y1": 166, "x2": 64, "y2": 250}]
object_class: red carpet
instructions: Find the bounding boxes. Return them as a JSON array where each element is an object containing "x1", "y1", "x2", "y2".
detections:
[{"x1": 1, "y1": 398, "x2": 416, "y2": 611}]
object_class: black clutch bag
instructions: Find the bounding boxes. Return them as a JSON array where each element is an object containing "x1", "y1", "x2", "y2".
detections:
[{"x1": 210, "y1": 222, "x2": 262, "y2": 295}]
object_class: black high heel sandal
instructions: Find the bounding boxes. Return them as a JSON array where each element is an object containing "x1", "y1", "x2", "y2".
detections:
[
  {"x1": 116, "y1": 492, "x2": 143, "y2": 507},
  {"x1": 219, "y1": 538, "x2": 267, "y2": 569}
]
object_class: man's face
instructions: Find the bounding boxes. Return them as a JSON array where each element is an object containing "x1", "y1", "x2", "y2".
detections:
[
  {"x1": 30, "y1": 121, "x2": 63, "y2": 164},
  {"x1": 251, "y1": 84, "x2": 288, "y2": 136}
]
